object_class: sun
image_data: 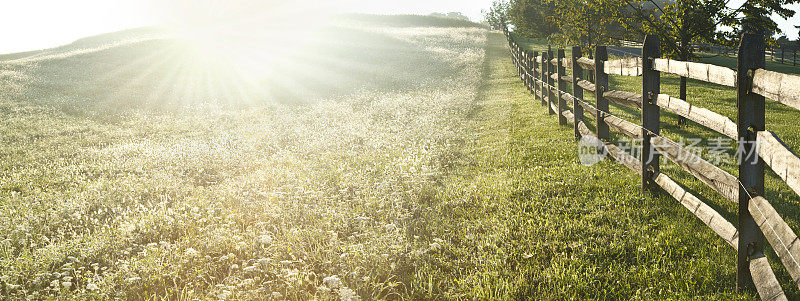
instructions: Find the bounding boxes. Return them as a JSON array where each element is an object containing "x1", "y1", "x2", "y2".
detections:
[
  {"x1": 140, "y1": 1, "x2": 335, "y2": 105},
  {"x1": 167, "y1": 1, "x2": 329, "y2": 79}
]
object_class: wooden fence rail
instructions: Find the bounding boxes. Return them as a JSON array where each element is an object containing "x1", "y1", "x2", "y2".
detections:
[{"x1": 502, "y1": 26, "x2": 800, "y2": 300}]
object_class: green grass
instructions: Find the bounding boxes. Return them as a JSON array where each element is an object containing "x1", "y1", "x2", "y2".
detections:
[
  {"x1": 513, "y1": 35, "x2": 800, "y2": 298},
  {"x1": 0, "y1": 15, "x2": 793, "y2": 299}
]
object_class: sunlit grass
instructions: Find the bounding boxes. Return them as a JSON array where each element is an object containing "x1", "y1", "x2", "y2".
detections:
[
  {"x1": 3, "y1": 14, "x2": 790, "y2": 300},
  {"x1": 0, "y1": 15, "x2": 488, "y2": 299}
]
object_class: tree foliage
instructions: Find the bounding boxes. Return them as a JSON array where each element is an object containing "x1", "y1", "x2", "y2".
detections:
[
  {"x1": 482, "y1": 0, "x2": 510, "y2": 30},
  {"x1": 506, "y1": 0, "x2": 560, "y2": 38},
  {"x1": 547, "y1": 0, "x2": 624, "y2": 49},
  {"x1": 619, "y1": 0, "x2": 728, "y2": 60}
]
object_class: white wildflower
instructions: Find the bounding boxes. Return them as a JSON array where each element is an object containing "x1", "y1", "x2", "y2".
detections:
[
  {"x1": 185, "y1": 248, "x2": 200, "y2": 258},
  {"x1": 258, "y1": 234, "x2": 273, "y2": 245},
  {"x1": 217, "y1": 290, "x2": 231, "y2": 300},
  {"x1": 323, "y1": 275, "x2": 341, "y2": 288},
  {"x1": 338, "y1": 287, "x2": 358, "y2": 301}
]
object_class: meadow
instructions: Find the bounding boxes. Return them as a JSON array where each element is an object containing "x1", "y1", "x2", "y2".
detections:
[{"x1": 0, "y1": 14, "x2": 789, "y2": 300}]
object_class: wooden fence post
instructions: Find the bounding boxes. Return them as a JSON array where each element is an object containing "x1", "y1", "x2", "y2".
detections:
[
  {"x1": 527, "y1": 50, "x2": 534, "y2": 94},
  {"x1": 514, "y1": 42, "x2": 524, "y2": 79},
  {"x1": 522, "y1": 50, "x2": 529, "y2": 91},
  {"x1": 548, "y1": 47, "x2": 556, "y2": 115},
  {"x1": 641, "y1": 35, "x2": 661, "y2": 191},
  {"x1": 534, "y1": 51, "x2": 540, "y2": 102},
  {"x1": 540, "y1": 52, "x2": 547, "y2": 106},
  {"x1": 528, "y1": 50, "x2": 535, "y2": 95},
  {"x1": 736, "y1": 32, "x2": 767, "y2": 292},
  {"x1": 558, "y1": 49, "x2": 567, "y2": 124},
  {"x1": 781, "y1": 48, "x2": 785, "y2": 64},
  {"x1": 595, "y1": 46, "x2": 609, "y2": 140},
  {"x1": 572, "y1": 46, "x2": 584, "y2": 139},
  {"x1": 542, "y1": 51, "x2": 549, "y2": 108}
]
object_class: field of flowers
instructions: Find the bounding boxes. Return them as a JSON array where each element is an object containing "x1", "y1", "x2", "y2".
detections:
[
  {"x1": 4, "y1": 14, "x2": 782, "y2": 300},
  {"x1": 0, "y1": 17, "x2": 489, "y2": 299}
]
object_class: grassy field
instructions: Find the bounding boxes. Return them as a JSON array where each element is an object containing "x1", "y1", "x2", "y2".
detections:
[
  {"x1": 0, "y1": 14, "x2": 792, "y2": 299},
  {"x1": 512, "y1": 35, "x2": 800, "y2": 298}
]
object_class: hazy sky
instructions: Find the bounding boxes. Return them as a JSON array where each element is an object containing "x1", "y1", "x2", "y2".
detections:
[{"x1": 0, "y1": 0, "x2": 797, "y2": 54}]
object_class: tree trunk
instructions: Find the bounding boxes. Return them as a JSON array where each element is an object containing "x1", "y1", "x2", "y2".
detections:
[{"x1": 677, "y1": 42, "x2": 690, "y2": 126}]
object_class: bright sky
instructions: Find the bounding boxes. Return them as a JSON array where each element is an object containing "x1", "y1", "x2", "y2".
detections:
[
  {"x1": 0, "y1": 0, "x2": 494, "y2": 54},
  {"x1": 0, "y1": 0, "x2": 796, "y2": 55}
]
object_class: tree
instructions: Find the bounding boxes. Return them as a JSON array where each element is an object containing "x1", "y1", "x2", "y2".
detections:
[
  {"x1": 737, "y1": 0, "x2": 798, "y2": 35},
  {"x1": 483, "y1": 1, "x2": 510, "y2": 30},
  {"x1": 796, "y1": 26, "x2": 800, "y2": 50},
  {"x1": 446, "y1": 12, "x2": 470, "y2": 21},
  {"x1": 506, "y1": 0, "x2": 560, "y2": 38},
  {"x1": 617, "y1": 0, "x2": 795, "y2": 125},
  {"x1": 547, "y1": 0, "x2": 624, "y2": 50}
]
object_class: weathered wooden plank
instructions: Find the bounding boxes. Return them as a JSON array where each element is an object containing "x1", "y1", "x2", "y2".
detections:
[
  {"x1": 571, "y1": 96, "x2": 642, "y2": 139},
  {"x1": 653, "y1": 58, "x2": 736, "y2": 87},
  {"x1": 603, "y1": 90, "x2": 643, "y2": 109},
  {"x1": 650, "y1": 136, "x2": 739, "y2": 203},
  {"x1": 607, "y1": 140, "x2": 642, "y2": 174},
  {"x1": 550, "y1": 102, "x2": 560, "y2": 116},
  {"x1": 561, "y1": 75, "x2": 572, "y2": 83},
  {"x1": 606, "y1": 114, "x2": 642, "y2": 139},
  {"x1": 654, "y1": 173, "x2": 739, "y2": 249},
  {"x1": 576, "y1": 57, "x2": 595, "y2": 70},
  {"x1": 571, "y1": 116, "x2": 641, "y2": 173},
  {"x1": 577, "y1": 99, "x2": 598, "y2": 117},
  {"x1": 749, "y1": 195, "x2": 800, "y2": 290},
  {"x1": 708, "y1": 65, "x2": 737, "y2": 87},
  {"x1": 752, "y1": 69, "x2": 800, "y2": 111},
  {"x1": 750, "y1": 254, "x2": 788, "y2": 301},
  {"x1": 668, "y1": 60, "x2": 690, "y2": 77},
  {"x1": 604, "y1": 57, "x2": 643, "y2": 76},
  {"x1": 654, "y1": 94, "x2": 738, "y2": 139},
  {"x1": 757, "y1": 131, "x2": 800, "y2": 198},
  {"x1": 562, "y1": 109, "x2": 574, "y2": 121},
  {"x1": 577, "y1": 80, "x2": 596, "y2": 93}
]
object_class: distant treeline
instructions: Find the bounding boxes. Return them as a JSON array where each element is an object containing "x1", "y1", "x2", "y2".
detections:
[{"x1": 484, "y1": 0, "x2": 799, "y2": 55}]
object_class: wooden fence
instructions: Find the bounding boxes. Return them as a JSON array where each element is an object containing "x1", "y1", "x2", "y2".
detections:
[
  {"x1": 504, "y1": 27, "x2": 800, "y2": 300},
  {"x1": 618, "y1": 39, "x2": 799, "y2": 66}
]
